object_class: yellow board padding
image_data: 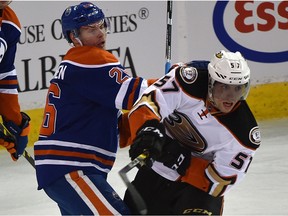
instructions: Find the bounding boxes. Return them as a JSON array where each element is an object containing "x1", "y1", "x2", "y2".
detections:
[
  {"x1": 247, "y1": 82, "x2": 288, "y2": 121},
  {"x1": 1, "y1": 82, "x2": 287, "y2": 149},
  {"x1": 24, "y1": 108, "x2": 44, "y2": 147}
]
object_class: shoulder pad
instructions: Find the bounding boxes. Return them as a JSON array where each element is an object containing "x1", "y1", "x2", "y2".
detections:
[
  {"x1": 186, "y1": 60, "x2": 209, "y2": 70},
  {"x1": 174, "y1": 64, "x2": 208, "y2": 100}
]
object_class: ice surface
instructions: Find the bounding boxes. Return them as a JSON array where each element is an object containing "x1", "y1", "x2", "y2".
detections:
[{"x1": 0, "y1": 118, "x2": 287, "y2": 215}]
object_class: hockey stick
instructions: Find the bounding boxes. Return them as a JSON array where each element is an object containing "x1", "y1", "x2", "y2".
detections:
[
  {"x1": 0, "y1": 122, "x2": 35, "y2": 168},
  {"x1": 165, "y1": 0, "x2": 173, "y2": 74},
  {"x1": 118, "y1": 153, "x2": 149, "y2": 215}
]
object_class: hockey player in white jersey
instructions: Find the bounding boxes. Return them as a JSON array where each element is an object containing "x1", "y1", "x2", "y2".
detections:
[{"x1": 124, "y1": 50, "x2": 261, "y2": 215}]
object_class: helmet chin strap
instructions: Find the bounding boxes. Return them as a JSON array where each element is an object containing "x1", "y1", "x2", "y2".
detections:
[{"x1": 74, "y1": 37, "x2": 83, "y2": 46}]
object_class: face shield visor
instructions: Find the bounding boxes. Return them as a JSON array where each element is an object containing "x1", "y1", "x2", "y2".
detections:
[{"x1": 212, "y1": 80, "x2": 250, "y2": 102}]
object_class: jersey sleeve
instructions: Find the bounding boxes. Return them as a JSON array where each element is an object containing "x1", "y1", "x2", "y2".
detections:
[
  {"x1": 127, "y1": 66, "x2": 186, "y2": 144},
  {"x1": 181, "y1": 106, "x2": 260, "y2": 198},
  {"x1": 0, "y1": 7, "x2": 22, "y2": 125},
  {"x1": 57, "y1": 47, "x2": 150, "y2": 111},
  {"x1": 61, "y1": 62, "x2": 148, "y2": 110},
  {"x1": 0, "y1": 93, "x2": 21, "y2": 124},
  {"x1": 181, "y1": 142, "x2": 256, "y2": 197}
]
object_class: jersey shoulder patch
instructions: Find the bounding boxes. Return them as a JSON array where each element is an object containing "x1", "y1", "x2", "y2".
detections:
[
  {"x1": 175, "y1": 61, "x2": 209, "y2": 100},
  {"x1": 217, "y1": 101, "x2": 261, "y2": 150}
]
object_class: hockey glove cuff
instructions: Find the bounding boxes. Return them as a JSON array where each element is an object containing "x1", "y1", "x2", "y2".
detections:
[
  {"x1": 2, "y1": 112, "x2": 31, "y2": 161},
  {"x1": 129, "y1": 119, "x2": 166, "y2": 167}
]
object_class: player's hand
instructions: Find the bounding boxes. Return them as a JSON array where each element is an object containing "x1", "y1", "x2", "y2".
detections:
[
  {"x1": 129, "y1": 119, "x2": 166, "y2": 167},
  {"x1": 1, "y1": 112, "x2": 31, "y2": 161},
  {"x1": 158, "y1": 138, "x2": 191, "y2": 176},
  {"x1": 0, "y1": 136, "x2": 17, "y2": 157}
]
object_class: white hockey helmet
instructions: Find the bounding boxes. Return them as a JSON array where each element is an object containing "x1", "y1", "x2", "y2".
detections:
[{"x1": 208, "y1": 50, "x2": 251, "y2": 103}]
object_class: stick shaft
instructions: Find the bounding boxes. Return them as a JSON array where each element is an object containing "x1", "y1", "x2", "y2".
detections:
[
  {"x1": 118, "y1": 153, "x2": 148, "y2": 214},
  {"x1": 165, "y1": 0, "x2": 173, "y2": 74}
]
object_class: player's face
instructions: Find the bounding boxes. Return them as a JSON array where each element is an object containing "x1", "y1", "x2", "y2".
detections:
[
  {"x1": 0, "y1": 1, "x2": 12, "y2": 9},
  {"x1": 78, "y1": 20, "x2": 107, "y2": 49},
  {"x1": 212, "y1": 82, "x2": 245, "y2": 113}
]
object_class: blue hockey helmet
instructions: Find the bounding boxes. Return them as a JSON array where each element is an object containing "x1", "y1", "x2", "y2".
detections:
[{"x1": 61, "y1": 2, "x2": 107, "y2": 43}]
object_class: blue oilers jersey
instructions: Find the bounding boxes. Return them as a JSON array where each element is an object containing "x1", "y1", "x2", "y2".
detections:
[
  {"x1": 34, "y1": 46, "x2": 149, "y2": 189},
  {"x1": 0, "y1": 6, "x2": 22, "y2": 124},
  {"x1": 0, "y1": 6, "x2": 21, "y2": 75}
]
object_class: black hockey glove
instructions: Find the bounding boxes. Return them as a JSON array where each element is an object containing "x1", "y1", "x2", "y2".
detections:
[
  {"x1": 158, "y1": 138, "x2": 191, "y2": 176},
  {"x1": 129, "y1": 119, "x2": 166, "y2": 167}
]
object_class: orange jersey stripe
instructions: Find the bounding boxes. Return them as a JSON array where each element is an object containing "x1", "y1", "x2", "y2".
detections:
[
  {"x1": 1, "y1": 6, "x2": 21, "y2": 29},
  {"x1": 180, "y1": 157, "x2": 210, "y2": 193},
  {"x1": 20, "y1": 124, "x2": 30, "y2": 136},
  {"x1": 126, "y1": 77, "x2": 141, "y2": 109},
  {"x1": 0, "y1": 79, "x2": 18, "y2": 85},
  {"x1": 181, "y1": 157, "x2": 237, "y2": 197},
  {"x1": 128, "y1": 105, "x2": 160, "y2": 143},
  {"x1": 147, "y1": 78, "x2": 158, "y2": 86},
  {"x1": 64, "y1": 46, "x2": 119, "y2": 65},
  {"x1": 35, "y1": 149, "x2": 114, "y2": 167},
  {"x1": 69, "y1": 171, "x2": 113, "y2": 215}
]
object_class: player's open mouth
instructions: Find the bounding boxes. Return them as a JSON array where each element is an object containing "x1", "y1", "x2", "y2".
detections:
[
  {"x1": 223, "y1": 102, "x2": 233, "y2": 108},
  {"x1": 98, "y1": 41, "x2": 105, "y2": 48}
]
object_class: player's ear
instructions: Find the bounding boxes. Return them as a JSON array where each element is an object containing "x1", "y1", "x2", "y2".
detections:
[
  {"x1": 69, "y1": 32, "x2": 76, "y2": 46},
  {"x1": 69, "y1": 32, "x2": 81, "y2": 47}
]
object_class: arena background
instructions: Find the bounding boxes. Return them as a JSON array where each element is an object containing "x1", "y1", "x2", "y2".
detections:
[{"x1": 3, "y1": 1, "x2": 288, "y2": 148}]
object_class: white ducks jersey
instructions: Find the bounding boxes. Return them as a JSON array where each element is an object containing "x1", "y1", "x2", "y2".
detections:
[{"x1": 127, "y1": 61, "x2": 261, "y2": 197}]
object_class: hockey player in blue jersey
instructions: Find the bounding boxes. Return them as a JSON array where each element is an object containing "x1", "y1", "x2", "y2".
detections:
[
  {"x1": 34, "y1": 2, "x2": 154, "y2": 215},
  {"x1": 0, "y1": 1, "x2": 31, "y2": 161}
]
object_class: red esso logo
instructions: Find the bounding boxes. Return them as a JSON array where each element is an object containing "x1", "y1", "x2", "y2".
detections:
[
  {"x1": 213, "y1": 1, "x2": 288, "y2": 63},
  {"x1": 234, "y1": 1, "x2": 288, "y2": 33}
]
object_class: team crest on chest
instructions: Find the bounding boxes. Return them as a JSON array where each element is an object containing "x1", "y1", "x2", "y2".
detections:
[
  {"x1": 180, "y1": 66, "x2": 198, "y2": 84},
  {"x1": 163, "y1": 110, "x2": 207, "y2": 153}
]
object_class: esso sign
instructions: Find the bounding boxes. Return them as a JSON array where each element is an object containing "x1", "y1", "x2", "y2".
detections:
[
  {"x1": 213, "y1": 1, "x2": 288, "y2": 63},
  {"x1": 235, "y1": 1, "x2": 288, "y2": 33}
]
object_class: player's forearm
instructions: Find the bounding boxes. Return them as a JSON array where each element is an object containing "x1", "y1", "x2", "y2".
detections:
[{"x1": 0, "y1": 93, "x2": 22, "y2": 125}]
